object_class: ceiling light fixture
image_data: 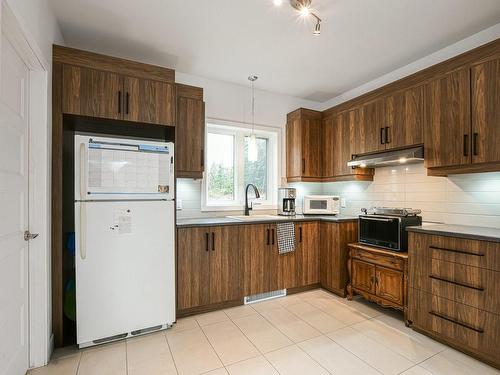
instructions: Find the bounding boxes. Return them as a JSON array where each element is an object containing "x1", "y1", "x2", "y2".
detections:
[
  {"x1": 273, "y1": 0, "x2": 283, "y2": 6},
  {"x1": 248, "y1": 75, "x2": 259, "y2": 162},
  {"x1": 288, "y1": 0, "x2": 322, "y2": 35}
]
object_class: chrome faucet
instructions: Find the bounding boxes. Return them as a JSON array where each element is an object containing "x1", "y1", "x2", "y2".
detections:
[{"x1": 244, "y1": 184, "x2": 261, "y2": 216}]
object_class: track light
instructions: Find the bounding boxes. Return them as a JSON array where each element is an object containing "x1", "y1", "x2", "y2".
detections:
[
  {"x1": 287, "y1": 0, "x2": 323, "y2": 35},
  {"x1": 313, "y1": 20, "x2": 321, "y2": 35},
  {"x1": 299, "y1": 6, "x2": 310, "y2": 16}
]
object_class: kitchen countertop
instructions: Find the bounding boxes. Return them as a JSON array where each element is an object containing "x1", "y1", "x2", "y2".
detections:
[
  {"x1": 176, "y1": 214, "x2": 358, "y2": 228},
  {"x1": 407, "y1": 224, "x2": 500, "y2": 243}
]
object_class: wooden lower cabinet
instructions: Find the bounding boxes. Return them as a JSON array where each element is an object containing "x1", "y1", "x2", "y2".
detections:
[
  {"x1": 295, "y1": 222, "x2": 320, "y2": 286},
  {"x1": 320, "y1": 221, "x2": 358, "y2": 296},
  {"x1": 241, "y1": 224, "x2": 281, "y2": 296},
  {"x1": 347, "y1": 243, "x2": 408, "y2": 319},
  {"x1": 177, "y1": 225, "x2": 242, "y2": 313},
  {"x1": 351, "y1": 259, "x2": 376, "y2": 294},
  {"x1": 408, "y1": 232, "x2": 500, "y2": 368}
]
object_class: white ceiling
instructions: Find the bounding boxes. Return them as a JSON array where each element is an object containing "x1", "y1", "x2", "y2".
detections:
[{"x1": 49, "y1": 0, "x2": 500, "y2": 102}]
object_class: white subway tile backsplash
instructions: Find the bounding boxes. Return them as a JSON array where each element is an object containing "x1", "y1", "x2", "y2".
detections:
[{"x1": 176, "y1": 164, "x2": 500, "y2": 228}]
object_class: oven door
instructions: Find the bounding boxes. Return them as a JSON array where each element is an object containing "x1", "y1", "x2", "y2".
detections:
[{"x1": 359, "y1": 215, "x2": 401, "y2": 250}]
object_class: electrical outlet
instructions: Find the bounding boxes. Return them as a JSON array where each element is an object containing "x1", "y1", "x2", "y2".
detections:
[
  {"x1": 341, "y1": 197, "x2": 347, "y2": 208},
  {"x1": 176, "y1": 199, "x2": 183, "y2": 210}
]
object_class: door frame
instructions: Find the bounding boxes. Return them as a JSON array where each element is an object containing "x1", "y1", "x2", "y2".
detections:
[{"x1": 1, "y1": 0, "x2": 52, "y2": 368}]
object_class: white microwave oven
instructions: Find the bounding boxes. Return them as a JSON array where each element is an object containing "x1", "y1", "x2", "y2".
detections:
[{"x1": 303, "y1": 195, "x2": 340, "y2": 215}]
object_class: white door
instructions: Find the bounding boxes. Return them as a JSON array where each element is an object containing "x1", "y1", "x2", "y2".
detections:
[{"x1": 0, "y1": 33, "x2": 30, "y2": 375}]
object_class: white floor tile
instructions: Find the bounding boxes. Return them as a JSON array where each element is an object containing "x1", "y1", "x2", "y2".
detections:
[
  {"x1": 299, "y1": 335, "x2": 381, "y2": 375},
  {"x1": 265, "y1": 345, "x2": 330, "y2": 375},
  {"x1": 226, "y1": 355, "x2": 279, "y2": 375},
  {"x1": 202, "y1": 320, "x2": 260, "y2": 365},
  {"x1": 328, "y1": 327, "x2": 414, "y2": 375},
  {"x1": 167, "y1": 327, "x2": 222, "y2": 375}
]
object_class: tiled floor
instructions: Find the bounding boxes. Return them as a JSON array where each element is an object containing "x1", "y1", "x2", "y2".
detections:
[{"x1": 29, "y1": 289, "x2": 500, "y2": 375}]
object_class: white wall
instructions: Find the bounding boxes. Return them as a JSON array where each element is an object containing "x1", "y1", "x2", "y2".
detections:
[
  {"x1": 176, "y1": 71, "x2": 322, "y2": 218},
  {"x1": 6, "y1": 0, "x2": 64, "y2": 64}
]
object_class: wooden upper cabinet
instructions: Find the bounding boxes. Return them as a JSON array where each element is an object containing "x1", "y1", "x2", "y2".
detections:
[
  {"x1": 123, "y1": 77, "x2": 175, "y2": 126},
  {"x1": 471, "y1": 56, "x2": 500, "y2": 165},
  {"x1": 358, "y1": 98, "x2": 386, "y2": 154},
  {"x1": 286, "y1": 109, "x2": 322, "y2": 181},
  {"x1": 62, "y1": 65, "x2": 122, "y2": 120},
  {"x1": 424, "y1": 68, "x2": 471, "y2": 169},
  {"x1": 334, "y1": 110, "x2": 358, "y2": 177},
  {"x1": 322, "y1": 117, "x2": 335, "y2": 178},
  {"x1": 176, "y1": 84, "x2": 205, "y2": 178},
  {"x1": 385, "y1": 85, "x2": 424, "y2": 149}
]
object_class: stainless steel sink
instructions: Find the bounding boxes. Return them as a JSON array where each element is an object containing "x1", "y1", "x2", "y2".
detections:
[{"x1": 226, "y1": 214, "x2": 291, "y2": 222}]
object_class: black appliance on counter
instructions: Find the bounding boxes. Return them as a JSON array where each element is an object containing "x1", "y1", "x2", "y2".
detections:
[{"x1": 358, "y1": 207, "x2": 422, "y2": 252}]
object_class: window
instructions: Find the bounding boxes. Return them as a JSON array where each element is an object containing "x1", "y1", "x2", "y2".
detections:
[{"x1": 203, "y1": 121, "x2": 279, "y2": 210}]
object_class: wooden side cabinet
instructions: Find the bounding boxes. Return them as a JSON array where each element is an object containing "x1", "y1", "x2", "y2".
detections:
[
  {"x1": 347, "y1": 243, "x2": 408, "y2": 320},
  {"x1": 175, "y1": 84, "x2": 205, "y2": 178}
]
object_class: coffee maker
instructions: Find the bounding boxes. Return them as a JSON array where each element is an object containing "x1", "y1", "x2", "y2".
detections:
[{"x1": 278, "y1": 188, "x2": 296, "y2": 216}]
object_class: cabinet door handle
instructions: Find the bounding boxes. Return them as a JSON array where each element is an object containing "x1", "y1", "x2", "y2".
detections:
[
  {"x1": 201, "y1": 149, "x2": 204, "y2": 168},
  {"x1": 118, "y1": 91, "x2": 122, "y2": 114},
  {"x1": 211, "y1": 232, "x2": 215, "y2": 251},
  {"x1": 205, "y1": 232, "x2": 209, "y2": 252},
  {"x1": 380, "y1": 127, "x2": 385, "y2": 144},
  {"x1": 385, "y1": 126, "x2": 390, "y2": 144},
  {"x1": 473, "y1": 133, "x2": 478, "y2": 156},
  {"x1": 266, "y1": 229, "x2": 270, "y2": 245},
  {"x1": 429, "y1": 275, "x2": 484, "y2": 291},
  {"x1": 271, "y1": 229, "x2": 275, "y2": 245},
  {"x1": 302, "y1": 158, "x2": 305, "y2": 173},
  {"x1": 126, "y1": 92, "x2": 130, "y2": 114},
  {"x1": 463, "y1": 134, "x2": 469, "y2": 157},
  {"x1": 429, "y1": 245, "x2": 484, "y2": 257},
  {"x1": 429, "y1": 311, "x2": 484, "y2": 333},
  {"x1": 299, "y1": 227, "x2": 303, "y2": 243}
]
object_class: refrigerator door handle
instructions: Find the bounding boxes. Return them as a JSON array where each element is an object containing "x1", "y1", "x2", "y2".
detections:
[
  {"x1": 79, "y1": 143, "x2": 87, "y2": 260},
  {"x1": 80, "y1": 202, "x2": 87, "y2": 260},
  {"x1": 80, "y1": 143, "x2": 86, "y2": 200}
]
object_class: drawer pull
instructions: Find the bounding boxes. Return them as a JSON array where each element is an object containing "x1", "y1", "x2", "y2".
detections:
[
  {"x1": 429, "y1": 246, "x2": 484, "y2": 257},
  {"x1": 429, "y1": 275, "x2": 484, "y2": 291},
  {"x1": 429, "y1": 311, "x2": 484, "y2": 333}
]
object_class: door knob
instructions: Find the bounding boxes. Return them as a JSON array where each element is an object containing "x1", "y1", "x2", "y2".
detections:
[{"x1": 24, "y1": 230, "x2": 39, "y2": 241}]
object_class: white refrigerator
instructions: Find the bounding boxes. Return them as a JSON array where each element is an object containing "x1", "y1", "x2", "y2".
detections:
[{"x1": 74, "y1": 135, "x2": 175, "y2": 348}]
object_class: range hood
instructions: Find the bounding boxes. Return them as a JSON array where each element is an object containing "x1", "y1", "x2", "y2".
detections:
[{"x1": 347, "y1": 146, "x2": 424, "y2": 168}]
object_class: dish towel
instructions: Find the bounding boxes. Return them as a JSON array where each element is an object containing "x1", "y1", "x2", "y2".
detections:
[{"x1": 276, "y1": 222, "x2": 296, "y2": 254}]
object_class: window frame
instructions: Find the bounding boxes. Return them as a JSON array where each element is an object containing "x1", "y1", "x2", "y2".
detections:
[{"x1": 201, "y1": 119, "x2": 280, "y2": 212}]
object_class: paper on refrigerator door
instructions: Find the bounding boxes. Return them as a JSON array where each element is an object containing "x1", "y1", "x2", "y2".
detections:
[
  {"x1": 87, "y1": 148, "x2": 170, "y2": 194},
  {"x1": 113, "y1": 209, "x2": 132, "y2": 235}
]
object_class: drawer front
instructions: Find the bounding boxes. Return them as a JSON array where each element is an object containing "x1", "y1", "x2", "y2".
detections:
[
  {"x1": 409, "y1": 232, "x2": 500, "y2": 272},
  {"x1": 351, "y1": 248, "x2": 405, "y2": 271},
  {"x1": 410, "y1": 256, "x2": 500, "y2": 315},
  {"x1": 409, "y1": 289, "x2": 500, "y2": 359}
]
